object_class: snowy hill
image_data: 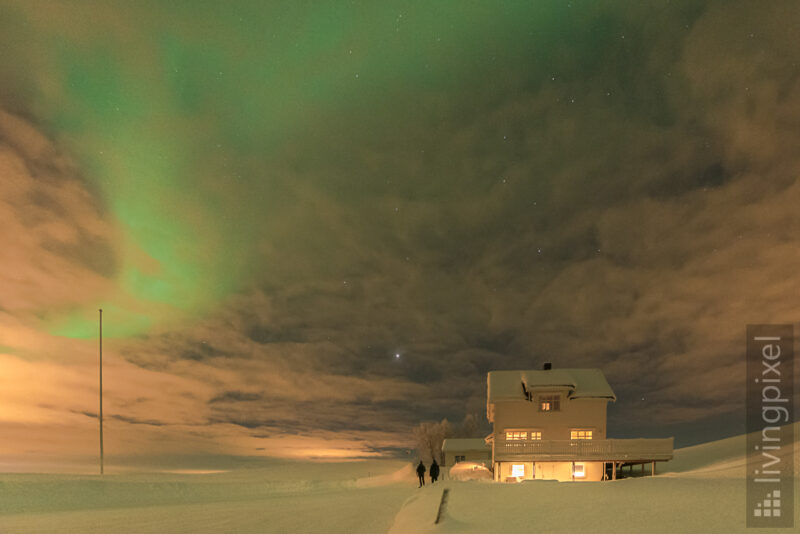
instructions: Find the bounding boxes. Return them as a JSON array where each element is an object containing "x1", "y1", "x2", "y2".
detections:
[{"x1": 661, "y1": 421, "x2": 799, "y2": 478}]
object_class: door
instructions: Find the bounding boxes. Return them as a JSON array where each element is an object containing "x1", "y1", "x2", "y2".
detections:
[{"x1": 537, "y1": 462, "x2": 556, "y2": 480}]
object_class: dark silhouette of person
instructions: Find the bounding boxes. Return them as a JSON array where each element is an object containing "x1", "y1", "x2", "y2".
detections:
[
  {"x1": 430, "y1": 459, "x2": 440, "y2": 483},
  {"x1": 416, "y1": 461, "x2": 426, "y2": 487}
]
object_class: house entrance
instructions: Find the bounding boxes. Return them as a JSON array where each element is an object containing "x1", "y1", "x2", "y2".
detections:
[{"x1": 536, "y1": 462, "x2": 556, "y2": 480}]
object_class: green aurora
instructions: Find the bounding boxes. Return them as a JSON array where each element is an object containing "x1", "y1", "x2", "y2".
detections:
[{"x1": 1, "y1": 1, "x2": 586, "y2": 338}]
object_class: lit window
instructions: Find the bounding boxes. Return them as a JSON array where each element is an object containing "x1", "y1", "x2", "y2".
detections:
[
  {"x1": 505, "y1": 431, "x2": 527, "y2": 440},
  {"x1": 539, "y1": 394, "x2": 560, "y2": 411},
  {"x1": 529, "y1": 431, "x2": 542, "y2": 440},
  {"x1": 570, "y1": 429, "x2": 593, "y2": 440},
  {"x1": 573, "y1": 463, "x2": 585, "y2": 478},
  {"x1": 511, "y1": 464, "x2": 525, "y2": 478}
]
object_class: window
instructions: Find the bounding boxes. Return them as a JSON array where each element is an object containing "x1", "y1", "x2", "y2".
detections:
[
  {"x1": 573, "y1": 462, "x2": 585, "y2": 478},
  {"x1": 511, "y1": 464, "x2": 525, "y2": 478},
  {"x1": 455, "y1": 455, "x2": 465, "y2": 463},
  {"x1": 570, "y1": 429, "x2": 593, "y2": 440},
  {"x1": 504, "y1": 430, "x2": 540, "y2": 441},
  {"x1": 538, "y1": 394, "x2": 560, "y2": 412}
]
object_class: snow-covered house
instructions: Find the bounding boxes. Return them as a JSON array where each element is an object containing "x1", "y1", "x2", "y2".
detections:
[
  {"x1": 441, "y1": 438, "x2": 491, "y2": 468},
  {"x1": 487, "y1": 364, "x2": 673, "y2": 482}
]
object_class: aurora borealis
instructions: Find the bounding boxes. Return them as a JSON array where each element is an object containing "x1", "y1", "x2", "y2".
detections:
[{"x1": 1, "y1": 1, "x2": 799, "y2": 467}]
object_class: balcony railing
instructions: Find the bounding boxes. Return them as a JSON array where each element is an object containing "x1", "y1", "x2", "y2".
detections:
[{"x1": 494, "y1": 438, "x2": 673, "y2": 461}]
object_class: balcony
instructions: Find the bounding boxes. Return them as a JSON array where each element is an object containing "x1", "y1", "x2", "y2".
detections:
[{"x1": 494, "y1": 438, "x2": 674, "y2": 462}]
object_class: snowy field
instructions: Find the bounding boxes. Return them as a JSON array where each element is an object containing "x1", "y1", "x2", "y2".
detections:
[
  {"x1": 1, "y1": 425, "x2": 797, "y2": 533},
  {"x1": 0, "y1": 459, "x2": 417, "y2": 534}
]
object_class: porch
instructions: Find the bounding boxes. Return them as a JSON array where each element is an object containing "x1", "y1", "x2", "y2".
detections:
[{"x1": 494, "y1": 437, "x2": 674, "y2": 463}]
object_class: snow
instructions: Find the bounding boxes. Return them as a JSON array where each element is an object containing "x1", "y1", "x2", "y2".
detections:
[
  {"x1": 448, "y1": 463, "x2": 492, "y2": 482},
  {"x1": 389, "y1": 476, "x2": 755, "y2": 534},
  {"x1": 0, "y1": 459, "x2": 416, "y2": 534},
  {"x1": 1, "y1": 423, "x2": 797, "y2": 533},
  {"x1": 387, "y1": 422, "x2": 800, "y2": 534},
  {"x1": 488, "y1": 368, "x2": 617, "y2": 402},
  {"x1": 660, "y1": 421, "x2": 800, "y2": 478}
]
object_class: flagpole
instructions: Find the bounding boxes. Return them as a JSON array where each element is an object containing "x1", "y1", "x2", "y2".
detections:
[{"x1": 99, "y1": 308, "x2": 104, "y2": 475}]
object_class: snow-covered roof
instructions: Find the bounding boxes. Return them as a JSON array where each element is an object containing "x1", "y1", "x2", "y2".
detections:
[
  {"x1": 442, "y1": 438, "x2": 491, "y2": 452},
  {"x1": 487, "y1": 368, "x2": 616, "y2": 403}
]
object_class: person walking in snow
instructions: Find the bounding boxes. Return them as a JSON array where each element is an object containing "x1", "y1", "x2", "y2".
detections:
[
  {"x1": 430, "y1": 459, "x2": 440, "y2": 484},
  {"x1": 416, "y1": 461, "x2": 426, "y2": 487}
]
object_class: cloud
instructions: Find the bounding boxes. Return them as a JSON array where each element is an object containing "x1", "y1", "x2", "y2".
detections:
[
  {"x1": 208, "y1": 391, "x2": 263, "y2": 404},
  {"x1": 0, "y1": 109, "x2": 116, "y2": 316},
  {"x1": 1, "y1": 0, "x2": 800, "y2": 466}
]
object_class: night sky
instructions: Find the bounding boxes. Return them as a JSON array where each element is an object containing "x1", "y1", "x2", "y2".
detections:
[{"x1": 1, "y1": 1, "x2": 799, "y2": 466}]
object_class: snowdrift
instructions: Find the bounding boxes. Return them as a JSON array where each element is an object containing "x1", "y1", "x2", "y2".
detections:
[{"x1": 448, "y1": 462, "x2": 491, "y2": 482}]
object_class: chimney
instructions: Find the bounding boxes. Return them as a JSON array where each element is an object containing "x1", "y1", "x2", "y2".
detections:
[{"x1": 543, "y1": 362, "x2": 552, "y2": 370}]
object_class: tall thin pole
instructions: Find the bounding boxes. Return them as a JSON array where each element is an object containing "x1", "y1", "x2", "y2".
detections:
[{"x1": 99, "y1": 308, "x2": 104, "y2": 475}]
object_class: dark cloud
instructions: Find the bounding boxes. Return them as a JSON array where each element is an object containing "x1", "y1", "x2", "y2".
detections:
[
  {"x1": 208, "y1": 391, "x2": 263, "y2": 404},
  {"x1": 110, "y1": 414, "x2": 166, "y2": 427},
  {"x1": 179, "y1": 343, "x2": 230, "y2": 362},
  {"x1": 245, "y1": 325, "x2": 307, "y2": 345},
  {"x1": 42, "y1": 228, "x2": 117, "y2": 278}
]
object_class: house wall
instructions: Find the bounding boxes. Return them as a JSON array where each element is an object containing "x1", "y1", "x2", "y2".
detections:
[
  {"x1": 491, "y1": 393, "x2": 609, "y2": 441},
  {"x1": 443, "y1": 449, "x2": 491, "y2": 468},
  {"x1": 535, "y1": 461, "x2": 605, "y2": 481},
  {"x1": 496, "y1": 461, "x2": 535, "y2": 481},
  {"x1": 490, "y1": 394, "x2": 610, "y2": 482},
  {"x1": 495, "y1": 461, "x2": 605, "y2": 482}
]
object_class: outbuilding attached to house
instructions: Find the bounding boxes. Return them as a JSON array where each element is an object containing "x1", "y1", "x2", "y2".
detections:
[{"x1": 442, "y1": 437, "x2": 492, "y2": 469}]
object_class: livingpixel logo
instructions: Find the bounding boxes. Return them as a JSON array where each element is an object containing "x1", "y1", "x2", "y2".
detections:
[
  {"x1": 746, "y1": 325, "x2": 795, "y2": 528},
  {"x1": 752, "y1": 489, "x2": 781, "y2": 518}
]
